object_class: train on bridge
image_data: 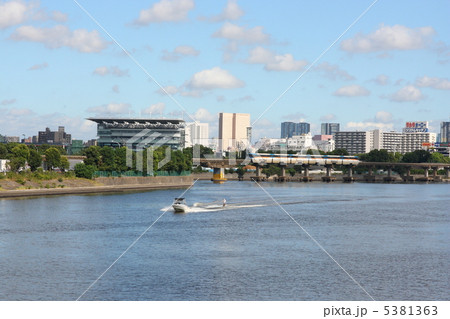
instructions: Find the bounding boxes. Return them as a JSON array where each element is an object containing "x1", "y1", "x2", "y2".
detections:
[{"x1": 248, "y1": 153, "x2": 360, "y2": 166}]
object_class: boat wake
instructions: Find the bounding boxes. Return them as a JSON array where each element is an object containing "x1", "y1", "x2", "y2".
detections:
[{"x1": 161, "y1": 197, "x2": 365, "y2": 213}]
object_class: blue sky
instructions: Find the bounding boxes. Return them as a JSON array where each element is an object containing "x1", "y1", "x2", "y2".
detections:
[{"x1": 1, "y1": 0, "x2": 449, "y2": 141}]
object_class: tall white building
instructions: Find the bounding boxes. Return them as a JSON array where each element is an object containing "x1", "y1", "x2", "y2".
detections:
[
  {"x1": 218, "y1": 113, "x2": 251, "y2": 152},
  {"x1": 338, "y1": 122, "x2": 437, "y2": 155},
  {"x1": 335, "y1": 131, "x2": 374, "y2": 155},
  {"x1": 185, "y1": 122, "x2": 209, "y2": 148}
]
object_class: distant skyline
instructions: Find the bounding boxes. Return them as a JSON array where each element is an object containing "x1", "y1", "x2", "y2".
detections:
[{"x1": 1, "y1": 0, "x2": 449, "y2": 141}]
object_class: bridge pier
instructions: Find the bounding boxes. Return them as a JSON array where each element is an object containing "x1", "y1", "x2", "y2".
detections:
[
  {"x1": 322, "y1": 164, "x2": 335, "y2": 182},
  {"x1": 446, "y1": 167, "x2": 450, "y2": 179},
  {"x1": 417, "y1": 166, "x2": 433, "y2": 182},
  {"x1": 278, "y1": 165, "x2": 287, "y2": 182},
  {"x1": 402, "y1": 167, "x2": 415, "y2": 182},
  {"x1": 383, "y1": 166, "x2": 396, "y2": 182},
  {"x1": 211, "y1": 167, "x2": 227, "y2": 183},
  {"x1": 302, "y1": 165, "x2": 312, "y2": 182},
  {"x1": 432, "y1": 167, "x2": 442, "y2": 182},
  {"x1": 343, "y1": 165, "x2": 355, "y2": 182},
  {"x1": 364, "y1": 166, "x2": 376, "y2": 182},
  {"x1": 251, "y1": 165, "x2": 264, "y2": 182}
]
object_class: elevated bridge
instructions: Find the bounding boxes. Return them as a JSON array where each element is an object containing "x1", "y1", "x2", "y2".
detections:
[{"x1": 195, "y1": 154, "x2": 450, "y2": 183}]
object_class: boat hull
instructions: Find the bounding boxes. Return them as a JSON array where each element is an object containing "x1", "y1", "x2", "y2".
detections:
[{"x1": 172, "y1": 204, "x2": 188, "y2": 213}]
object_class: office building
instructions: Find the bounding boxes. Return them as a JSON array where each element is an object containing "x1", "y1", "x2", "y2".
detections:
[
  {"x1": 88, "y1": 118, "x2": 185, "y2": 149},
  {"x1": 441, "y1": 121, "x2": 450, "y2": 143},
  {"x1": 281, "y1": 122, "x2": 310, "y2": 138},
  {"x1": 321, "y1": 123, "x2": 340, "y2": 135},
  {"x1": 219, "y1": 113, "x2": 251, "y2": 152},
  {"x1": 185, "y1": 122, "x2": 209, "y2": 148},
  {"x1": 38, "y1": 126, "x2": 71, "y2": 145}
]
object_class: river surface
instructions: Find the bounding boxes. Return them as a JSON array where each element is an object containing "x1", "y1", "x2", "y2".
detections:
[{"x1": 0, "y1": 181, "x2": 448, "y2": 300}]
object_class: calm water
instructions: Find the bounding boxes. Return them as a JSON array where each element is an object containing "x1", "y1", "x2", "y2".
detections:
[{"x1": 0, "y1": 181, "x2": 448, "y2": 301}]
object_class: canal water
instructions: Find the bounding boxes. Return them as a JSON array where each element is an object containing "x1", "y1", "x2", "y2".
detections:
[{"x1": 0, "y1": 181, "x2": 448, "y2": 300}]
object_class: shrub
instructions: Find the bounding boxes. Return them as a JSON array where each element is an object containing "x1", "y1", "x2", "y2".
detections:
[{"x1": 74, "y1": 163, "x2": 96, "y2": 179}]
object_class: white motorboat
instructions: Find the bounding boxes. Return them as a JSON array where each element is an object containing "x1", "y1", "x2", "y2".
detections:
[{"x1": 172, "y1": 198, "x2": 189, "y2": 213}]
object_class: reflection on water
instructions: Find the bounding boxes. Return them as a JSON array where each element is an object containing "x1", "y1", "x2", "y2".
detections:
[{"x1": 0, "y1": 181, "x2": 449, "y2": 300}]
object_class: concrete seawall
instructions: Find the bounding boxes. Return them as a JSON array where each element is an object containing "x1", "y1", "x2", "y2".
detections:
[{"x1": 0, "y1": 176, "x2": 194, "y2": 199}]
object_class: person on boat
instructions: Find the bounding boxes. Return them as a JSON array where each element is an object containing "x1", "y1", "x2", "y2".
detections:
[{"x1": 223, "y1": 198, "x2": 226, "y2": 207}]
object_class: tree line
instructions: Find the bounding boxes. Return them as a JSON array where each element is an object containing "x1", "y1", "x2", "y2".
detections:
[{"x1": 0, "y1": 143, "x2": 69, "y2": 172}]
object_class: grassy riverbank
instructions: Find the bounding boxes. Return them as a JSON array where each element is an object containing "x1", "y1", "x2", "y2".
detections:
[{"x1": 0, "y1": 172, "x2": 193, "y2": 198}]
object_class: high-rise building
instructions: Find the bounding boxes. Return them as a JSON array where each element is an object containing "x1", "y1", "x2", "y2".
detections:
[
  {"x1": 219, "y1": 113, "x2": 251, "y2": 152},
  {"x1": 88, "y1": 118, "x2": 185, "y2": 149},
  {"x1": 440, "y1": 121, "x2": 450, "y2": 143},
  {"x1": 281, "y1": 122, "x2": 296, "y2": 138},
  {"x1": 296, "y1": 122, "x2": 310, "y2": 135},
  {"x1": 38, "y1": 126, "x2": 71, "y2": 145},
  {"x1": 185, "y1": 122, "x2": 209, "y2": 148},
  {"x1": 335, "y1": 131, "x2": 374, "y2": 155},
  {"x1": 321, "y1": 123, "x2": 340, "y2": 135},
  {"x1": 281, "y1": 121, "x2": 310, "y2": 138}
]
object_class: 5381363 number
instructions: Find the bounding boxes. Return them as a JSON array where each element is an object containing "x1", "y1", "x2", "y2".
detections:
[{"x1": 384, "y1": 306, "x2": 438, "y2": 316}]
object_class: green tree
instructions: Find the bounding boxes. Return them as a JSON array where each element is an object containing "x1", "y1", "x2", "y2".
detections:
[
  {"x1": 328, "y1": 148, "x2": 349, "y2": 156},
  {"x1": 99, "y1": 146, "x2": 116, "y2": 171},
  {"x1": 82, "y1": 146, "x2": 101, "y2": 167},
  {"x1": 114, "y1": 147, "x2": 128, "y2": 172},
  {"x1": 8, "y1": 144, "x2": 30, "y2": 172},
  {"x1": 12, "y1": 144, "x2": 30, "y2": 160},
  {"x1": 401, "y1": 150, "x2": 431, "y2": 163},
  {"x1": 60, "y1": 156, "x2": 70, "y2": 171},
  {"x1": 428, "y1": 152, "x2": 450, "y2": 163},
  {"x1": 262, "y1": 164, "x2": 281, "y2": 178},
  {"x1": 360, "y1": 149, "x2": 393, "y2": 162},
  {"x1": 45, "y1": 147, "x2": 61, "y2": 170},
  {"x1": 74, "y1": 163, "x2": 96, "y2": 179},
  {"x1": 0, "y1": 144, "x2": 7, "y2": 158},
  {"x1": 28, "y1": 149, "x2": 42, "y2": 171}
]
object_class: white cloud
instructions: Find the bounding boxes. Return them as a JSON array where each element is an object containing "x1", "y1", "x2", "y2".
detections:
[
  {"x1": 346, "y1": 121, "x2": 394, "y2": 131},
  {"x1": 133, "y1": 0, "x2": 194, "y2": 25},
  {"x1": 156, "y1": 85, "x2": 180, "y2": 95},
  {"x1": 341, "y1": 24, "x2": 435, "y2": 53},
  {"x1": 282, "y1": 112, "x2": 308, "y2": 123},
  {"x1": 87, "y1": 103, "x2": 132, "y2": 115},
  {"x1": 389, "y1": 85, "x2": 424, "y2": 102},
  {"x1": 213, "y1": 22, "x2": 270, "y2": 44},
  {"x1": 415, "y1": 76, "x2": 450, "y2": 90},
  {"x1": 193, "y1": 108, "x2": 217, "y2": 122},
  {"x1": 201, "y1": 0, "x2": 244, "y2": 22},
  {"x1": 246, "y1": 46, "x2": 307, "y2": 72},
  {"x1": 10, "y1": 25, "x2": 109, "y2": 53},
  {"x1": 28, "y1": 62, "x2": 48, "y2": 71},
  {"x1": 374, "y1": 111, "x2": 393, "y2": 123},
  {"x1": 0, "y1": 0, "x2": 32, "y2": 29},
  {"x1": 333, "y1": 85, "x2": 370, "y2": 97},
  {"x1": 142, "y1": 102, "x2": 165, "y2": 116},
  {"x1": 319, "y1": 113, "x2": 336, "y2": 122},
  {"x1": 0, "y1": 0, "x2": 67, "y2": 29},
  {"x1": 93, "y1": 66, "x2": 129, "y2": 77},
  {"x1": 0, "y1": 109, "x2": 96, "y2": 140},
  {"x1": 1, "y1": 98, "x2": 17, "y2": 105},
  {"x1": 186, "y1": 67, "x2": 245, "y2": 90},
  {"x1": 161, "y1": 45, "x2": 200, "y2": 61},
  {"x1": 373, "y1": 74, "x2": 389, "y2": 85},
  {"x1": 314, "y1": 62, "x2": 354, "y2": 81}
]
